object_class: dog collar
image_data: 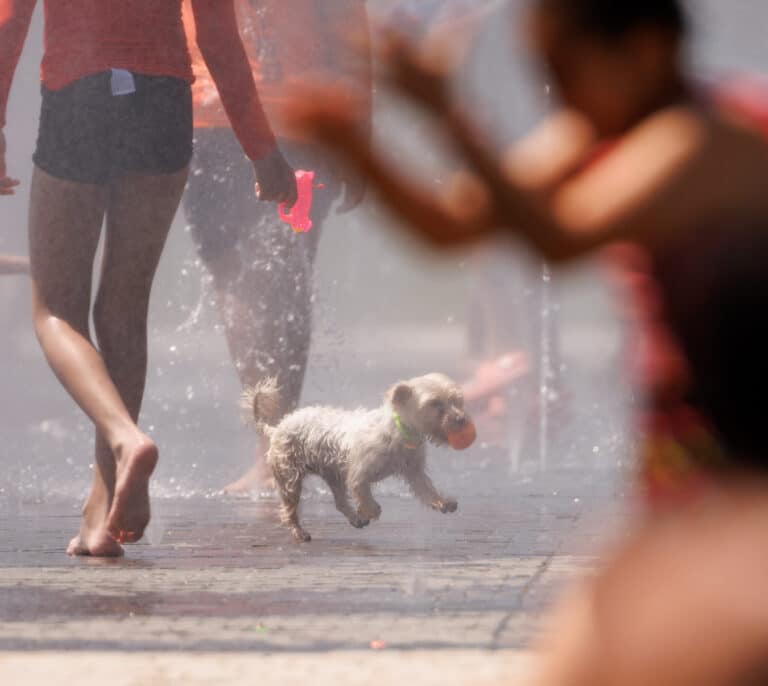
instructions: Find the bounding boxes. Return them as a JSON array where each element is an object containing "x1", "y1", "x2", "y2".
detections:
[{"x1": 392, "y1": 411, "x2": 423, "y2": 449}]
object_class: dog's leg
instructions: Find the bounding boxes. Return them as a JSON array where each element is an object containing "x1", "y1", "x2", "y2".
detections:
[
  {"x1": 275, "y1": 472, "x2": 312, "y2": 543},
  {"x1": 351, "y1": 481, "x2": 383, "y2": 522},
  {"x1": 326, "y1": 476, "x2": 370, "y2": 529},
  {"x1": 403, "y1": 467, "x2": 458, "y2": 514}
]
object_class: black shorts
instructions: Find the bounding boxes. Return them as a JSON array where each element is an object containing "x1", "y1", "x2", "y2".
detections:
[
  {"x1": 34, "y1": 71, "x2": 193, "y2": 184},
  {"x1": 184, "y1": 128, "x2": 340, "y2": 264}
]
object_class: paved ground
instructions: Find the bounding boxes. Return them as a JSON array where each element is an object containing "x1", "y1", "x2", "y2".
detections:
[
  {"x1": 0, "y1": 454, "x2": 623, "y2": 685},
  {"x1": 0, "y1": 211, "x2": 629, "y2": 684},
  {"x1": 0, "y1": 306, "x2": 630, "y2": 684}
]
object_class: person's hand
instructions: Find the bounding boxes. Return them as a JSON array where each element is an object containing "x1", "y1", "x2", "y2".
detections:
[
  {"x1": 252, "y1": 146, "x2": 298, "y2": 206},
  {"x1": 0, "y1": 130, "x2": 21, "y2": 196}
]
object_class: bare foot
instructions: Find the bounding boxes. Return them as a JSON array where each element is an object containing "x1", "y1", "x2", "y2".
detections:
[
  {"x1": 224, "y1": 459, "x2": 275, "y2": 495},
  {"x1": 67, "y1": 531, "x2": 124, "y2": 557},
  {"x1": 106, "y1": 435, "x2": 158, "y2": 544},
  {"x1": 67, "y1": 490, "x2": 124, "y2": 557}
]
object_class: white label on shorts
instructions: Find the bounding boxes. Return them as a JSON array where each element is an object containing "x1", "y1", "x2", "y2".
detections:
[{"x1": 110, "y1": 69, "x2": 136, "y2": 96}]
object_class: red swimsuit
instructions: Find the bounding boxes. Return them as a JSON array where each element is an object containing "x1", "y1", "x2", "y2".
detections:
[{"x1": 606, "y1": 78, "x2": 768, "y2": 511}]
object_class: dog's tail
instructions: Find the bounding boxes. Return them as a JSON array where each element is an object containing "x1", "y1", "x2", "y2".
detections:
[{"x1": 241, "y1": 377, "x2": 282, "y2": 439}]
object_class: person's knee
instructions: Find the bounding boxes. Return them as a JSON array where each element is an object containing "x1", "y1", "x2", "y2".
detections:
[
  {"x1": 32, "y1": 294, "x2": 90, "y2": 342},
  {"x1": 92, "y1": 293, "x2": 147, "y2": 353}
]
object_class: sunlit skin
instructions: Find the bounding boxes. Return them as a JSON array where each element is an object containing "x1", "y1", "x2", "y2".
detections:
[
  {"x1": 293, "y1": 4, "x2": 768, "y2": 682},
  {"x1": 530, "y1": 481, "x2": 768, "y2": 686},
  {"x1": 292, "y1": 15, "x2": 768, "y2": 264},
  {"x1": 0, "y1": 130, "x2": 19, "y2": 194},
  {"x1": 0, "y1": 0, "x2": 297, "y2": 556}
]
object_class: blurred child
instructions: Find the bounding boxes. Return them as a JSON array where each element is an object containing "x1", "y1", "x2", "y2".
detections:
[{"x1": 298, "y1": 0, "x2": 768, "y2": 506}]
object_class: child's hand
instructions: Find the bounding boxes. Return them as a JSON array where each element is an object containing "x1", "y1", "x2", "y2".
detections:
[
  {"x1": 253, "y1": 147, "x2": 298, "y2": 206},
  {"x1": 0, "y1": 131, "x2": 21, "y2": 196}
]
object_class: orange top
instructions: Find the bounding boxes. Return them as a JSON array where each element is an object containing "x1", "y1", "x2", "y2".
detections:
[
  {"x1": 182, "y1": 0, "x2": 371, "y2": 140},
  {"x1": 0, "y1": 0, "x2": 276, "y2": 159},
  {"x1": 714, "y1": 73, "x2": 768, "y2": 138}
]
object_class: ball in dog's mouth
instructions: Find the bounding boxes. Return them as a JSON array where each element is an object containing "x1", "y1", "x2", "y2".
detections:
[{"x1": 447, "y1": 421, "x2": 477, "y2": 450}]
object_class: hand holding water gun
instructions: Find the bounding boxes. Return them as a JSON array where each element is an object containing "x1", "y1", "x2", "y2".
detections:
[
  {"x1": 252, "y1": 147, "x2": 297, "y2": 205},
  {"x1": 278, "y1": 170, "x2": 324, "y2": 233}
]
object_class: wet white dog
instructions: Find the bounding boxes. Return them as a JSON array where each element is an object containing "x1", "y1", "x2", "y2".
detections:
[{"x1": 244, "y1": 373, "x2": 476, "y2": 542}]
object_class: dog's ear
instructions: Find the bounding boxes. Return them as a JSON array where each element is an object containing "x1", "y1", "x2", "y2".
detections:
[{"x1": 389, "y1": 383, "x2": 412, "y2": 407}]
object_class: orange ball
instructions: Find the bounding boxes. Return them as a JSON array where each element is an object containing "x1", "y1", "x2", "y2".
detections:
[{"x1": 447, "y1": 421, "x2": 477, "y2": 450}]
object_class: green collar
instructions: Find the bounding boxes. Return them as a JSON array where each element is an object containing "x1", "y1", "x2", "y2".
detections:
[{"x1": 392, "y1": 410, "x2": 423, "y2": 449}]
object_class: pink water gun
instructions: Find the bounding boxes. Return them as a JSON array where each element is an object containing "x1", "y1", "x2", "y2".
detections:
[{"x1": 278, "y1": 170, "x2": 324, "y2": 233}]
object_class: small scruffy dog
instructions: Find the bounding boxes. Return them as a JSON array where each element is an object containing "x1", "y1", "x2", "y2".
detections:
[{"x1": 244, "y1": 373, "x2": 475, "y2": 542}]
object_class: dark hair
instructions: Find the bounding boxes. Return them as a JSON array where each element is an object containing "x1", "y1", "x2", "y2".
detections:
[
  {"x1": 540, "y1": 0, "x2": 687, "y2": 39},
  {"x1": 657, "y1": 223, "x2": 768, "y2": 471}
]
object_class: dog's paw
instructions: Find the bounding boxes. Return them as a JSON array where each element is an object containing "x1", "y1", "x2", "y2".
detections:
[
  {"x1": 350, "y1": 516, "x2": 371, "y2": 529},
  {"x1": 292, "y1": 528, "x2": 312, "y2": 543},
  {"x1": 358, "y1": 503, "x2": 382, "y2": 521},
  {"x1": 436, "y1": 498, "x2": 458, "y2": 514}
]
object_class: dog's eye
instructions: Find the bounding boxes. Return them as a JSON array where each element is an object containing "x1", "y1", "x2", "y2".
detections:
[{"x1": 428, "y1": 399, "x2": 445, "y2": 413}]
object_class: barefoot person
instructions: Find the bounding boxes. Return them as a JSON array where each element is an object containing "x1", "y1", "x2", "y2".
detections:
[
  {"x1": 182, "y1": 0, "x2": 372, "y2": 493},
  {"x1": 0, "y1": 0, "x2": 296, "y2": 556}
]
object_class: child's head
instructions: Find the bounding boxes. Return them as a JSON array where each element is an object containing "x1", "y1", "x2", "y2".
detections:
[{"x1": 527, "y1": 0, "x2": 687, "y2": 135}]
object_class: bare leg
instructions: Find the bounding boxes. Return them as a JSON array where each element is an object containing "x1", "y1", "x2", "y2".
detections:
[
  {"x1": 93, "y1": 169, "x2": 188, "y2": 544},
  {"x1": 213, "y1": 226, "x2": 320, "y2": 493},
  {"x1": 184, "y1": 133, "x2": 332, "y2": 493},
  {"x1": 28, "y1": 167, "x2": 184, "y2": 555},
  {"x1": 197, "y1": 205, "x2": 323, "y2": 493},
  {"x1": 28, "y1": 168, "x2": 124, "y2": 556},
  {"x1": 403, "y1": 468, "x2": 457, "y2": 513}
]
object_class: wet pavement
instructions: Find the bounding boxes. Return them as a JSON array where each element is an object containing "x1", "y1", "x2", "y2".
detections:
[
  {"x1": 0, "y1": 450, "x2": 624, "y2": 684},
  {"x1": 0, "y1": 292, "x2": 630, "y2": 683}
]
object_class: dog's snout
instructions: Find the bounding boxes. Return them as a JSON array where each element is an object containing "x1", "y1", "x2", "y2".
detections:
[{"x1": 448, "y1": 413, "x2": 468, "y2": 430}]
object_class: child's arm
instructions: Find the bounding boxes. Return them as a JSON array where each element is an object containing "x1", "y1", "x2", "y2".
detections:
[
  {"x1": 502, "y1": 109, "x2": 597, "y2": 197},
  {"x1": 297, "y1": 40, "x2": 768, "y2": 263},
  {"x1": 0, "y1": 0, "x2": 37, "y2": 195},
  {"x1": 190, "y1": 0, "x2": 297, "y2": 205},
  {"x1": 318, "y1": 0, "x2": 373, "y2": 212}
]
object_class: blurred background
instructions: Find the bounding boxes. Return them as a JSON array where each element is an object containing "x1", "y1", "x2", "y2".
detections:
[{"x1": 1, "y1": 0, "x2": 766, "y2": 506}]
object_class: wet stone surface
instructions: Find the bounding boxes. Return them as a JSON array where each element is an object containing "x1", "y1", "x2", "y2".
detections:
[{"x1": 0, "y1": 460, "x2": 622, "y2": 654}]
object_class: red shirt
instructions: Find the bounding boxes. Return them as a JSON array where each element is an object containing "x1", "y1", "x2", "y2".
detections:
[
  {"x1": 714, "y1": 73, "x2": 768, "y2": 137},
  {"x1": 0, "y1": 0, "x2": 276, "y2": 159},
  {"x1": 182, "y1": 0, "x2": 371, "y2": 140}
]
